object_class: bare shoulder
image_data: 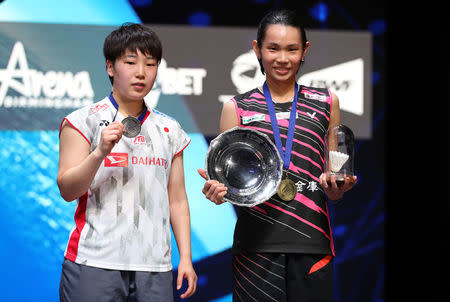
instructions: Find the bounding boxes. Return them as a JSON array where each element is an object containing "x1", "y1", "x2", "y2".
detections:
[
  {"x1": 331, "y1": 91, "x2": 340, "y2": 106},
  {"x1": 220, "y1": 100, "x2": 239, "y2": 132},
  {"x1": 329, "y1": 91, "x2": 341, "y2": 127}
]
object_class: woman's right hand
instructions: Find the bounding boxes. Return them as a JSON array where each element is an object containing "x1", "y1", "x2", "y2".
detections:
[
  {"x1": 94, "y1": 121, "x2": 125, "y2": 158},
  {"x1": 197, "y1": 168, "x2": 228, "y2": 205}
]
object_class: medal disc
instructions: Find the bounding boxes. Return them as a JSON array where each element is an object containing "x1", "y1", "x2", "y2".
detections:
[
  {"x1": 122, "y1": 116, "x2": 141, "y2": 138},
  {"x1": 277, "y1": 178, "x2": 297, "y2": 201}
]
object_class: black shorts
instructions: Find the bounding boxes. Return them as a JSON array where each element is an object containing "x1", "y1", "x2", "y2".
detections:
[{"x1": 232, "y1": 253, "x2": 333, "y2": 302}]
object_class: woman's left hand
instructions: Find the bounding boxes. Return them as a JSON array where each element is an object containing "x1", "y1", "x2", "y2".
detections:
[
  {"x1": 176, "y1": 258, "x2": 198, "y2": 299},
  {"x1": 319, "y1": 173, "x2": 357, "y2": 201}
]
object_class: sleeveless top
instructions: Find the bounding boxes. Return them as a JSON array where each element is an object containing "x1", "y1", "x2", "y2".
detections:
[
  {"x1": 61, "y1": 95, "x2": 190, "y2": 271},
  {"x1": 231, "y1": 85, "x2": 335, "y2": 255}
]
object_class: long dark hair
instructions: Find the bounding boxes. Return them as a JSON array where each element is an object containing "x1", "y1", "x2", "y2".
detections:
[{"x1": 256, "y1": 10, "x2": 308, "y2": 74}]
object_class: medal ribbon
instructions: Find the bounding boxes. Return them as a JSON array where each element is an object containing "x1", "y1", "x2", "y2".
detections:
[
  {"x1": 263, "y1": 82, "x2": 299, "y2": 170},
  {"x1": 108, "y1": 92, "x2": 148, "y2": 123}
]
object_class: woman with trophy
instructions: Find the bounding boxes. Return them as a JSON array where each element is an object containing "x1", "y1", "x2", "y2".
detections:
[{"x1": 199, "y1": 9, "x2": 357, "y2": 302}]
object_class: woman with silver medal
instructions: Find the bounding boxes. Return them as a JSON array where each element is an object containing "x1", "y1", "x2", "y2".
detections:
[
  {"x1": 57, "y1": 23, "x2": 197, "y2": 302},
  {"x1": 198, "y1": 10, "x2": 357, "y2": 302}
]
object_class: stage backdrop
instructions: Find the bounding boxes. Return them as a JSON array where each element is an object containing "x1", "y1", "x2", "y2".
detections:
[{"x1": 0, "y1": 22, "x2": 380, "y2": 302}]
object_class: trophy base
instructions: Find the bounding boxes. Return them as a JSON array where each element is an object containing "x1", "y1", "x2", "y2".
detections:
[{"x1": 326, "y1": 173, "x2": 355, "y2": 188}]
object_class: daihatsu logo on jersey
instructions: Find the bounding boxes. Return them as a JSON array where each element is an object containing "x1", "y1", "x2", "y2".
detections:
[
  {"x1": 0, "y1": 41, "x2": 94, "y2": 108},
  {"x1": 132, "y1": 156, "x2": 169, "y2": 169},
  {"x1": 105, "y1": 153, "x2": 128, "y2": 167}
]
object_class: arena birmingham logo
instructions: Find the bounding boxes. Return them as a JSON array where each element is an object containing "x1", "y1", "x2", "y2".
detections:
[
  {"x1": 0, "y1": 41, "x2": 94, "y2": 108},
  {"x1": 0, "y1": 41, "x2": 207, "y2": 110},
  {"x1": 219, "y1": 50, "x2": 364, "y2": 116}
]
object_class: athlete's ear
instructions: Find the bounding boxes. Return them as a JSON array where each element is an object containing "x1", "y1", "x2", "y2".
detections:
[
  {"x1": 302, "y1": 41, "x2": 311, "y2": 60},
  {"x1": 252, "y1": 40, "x2": 261, "y2": 60},
  {"x1": 106, "y1": 60, "x2": 114, "y2": 78}
]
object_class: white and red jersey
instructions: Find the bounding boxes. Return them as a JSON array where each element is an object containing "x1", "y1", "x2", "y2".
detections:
[{"x1": 60, "y1": 96, "x2": 190, "y2": 272}]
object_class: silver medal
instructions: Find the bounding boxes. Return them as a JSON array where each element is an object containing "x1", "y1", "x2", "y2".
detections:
[{"x1": 122, "y1": 116, "x2": 141, "y2": 138}]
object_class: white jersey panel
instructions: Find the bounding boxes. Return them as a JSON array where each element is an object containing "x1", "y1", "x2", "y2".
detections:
[{"x1": 62, "y1": 96, "x2": 190, "y2": 272}]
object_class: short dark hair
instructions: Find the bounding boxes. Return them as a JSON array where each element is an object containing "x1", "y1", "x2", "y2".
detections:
[
  {"x1": 256, "y1": 10, "x2": 308, "y2": 74},
  {"x1": 103, "y1": 23, "x2": 163, "y2": 84}
]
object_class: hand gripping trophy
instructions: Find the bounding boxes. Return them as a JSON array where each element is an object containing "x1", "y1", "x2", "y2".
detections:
[{"x1": 324, "y1": 124, "x2": 356, "y2": 187}]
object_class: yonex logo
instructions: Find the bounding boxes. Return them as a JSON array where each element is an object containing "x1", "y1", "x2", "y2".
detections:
[{"x1": 306, "y1": 112, "x2": 317, "y2": 119}]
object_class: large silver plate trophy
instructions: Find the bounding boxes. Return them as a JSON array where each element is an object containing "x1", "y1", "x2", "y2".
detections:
[{"x1": 205, "y1": 127, "x2": 283, "y2": 207}]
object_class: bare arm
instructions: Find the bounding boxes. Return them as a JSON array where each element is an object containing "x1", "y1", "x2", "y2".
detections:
[
  {"x1": 219, "y1": 100, "x2": 239, "y2": 132},
  {"x1": 168, "y1": 152, "x2": 197, "y2": 299},
  {"x1": 57, "y1": 120, "x2": 124, "y2": 201},
  {"x1": 329, "y1": 92, "x2": 341, "y2": 129}
]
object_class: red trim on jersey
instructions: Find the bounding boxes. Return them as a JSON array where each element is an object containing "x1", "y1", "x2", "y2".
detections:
[
  {"x1": 141, "y1": 110, "x2": 151, "y2": 124},
  {"x1": 325, "y1": 202, "x2": 336, "y2": 256},
  {"x1": 173, "y1": 139, "x2": 191, "y2": 158},
  {"x1": 65, "y1": 192, "x2": 88, "y2": 261},
  {"x1": 59, "y1": 117, "x2": 91, "y2": 146},
  {"x1": 308, "y1": 255, "x2": 332, "y2": 274}
]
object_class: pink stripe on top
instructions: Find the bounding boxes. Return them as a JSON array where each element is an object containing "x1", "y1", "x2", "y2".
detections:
[
  {"x1": 264, "y1": 201, "x2": 331, "y2": 240},
  {"x1": 241, "y1": 97, "x2": 267, "y2": 105},
  {"x1": 249, "y1": 91, "x2": 265, "y2": 99},
  {"x1": 301, "y1": 87, "x2": 327, "y2": 97},
  {"x1": 290, "y1": 149, "x2": 323, "y2": 170},
  {"x1": 276, "y1": 118, "x2": 325, "y2": 145},
  {"x1": 245, "y1": 126, "x2": 324, "y2": 164},
  {"x1": 289, "y1": 162, "x2": 320, "y2": 182},
  {"x1": 299, "y1": 104, "x2": 329, "y2": 121},
  {"x1": 294, "y1": 194, "x2": 327, "y2": 215}
]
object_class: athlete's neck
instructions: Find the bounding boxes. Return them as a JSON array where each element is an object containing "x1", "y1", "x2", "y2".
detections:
[
  {"x1": 112, "y1": 92, "x2": 146, "y2": 117},
  {"x1": 264, "y1": 78, "x2": 297, "y2": 103}
]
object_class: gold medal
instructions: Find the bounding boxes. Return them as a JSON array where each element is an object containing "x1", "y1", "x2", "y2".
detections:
[{"x1": 277, "y1": 177, "x2": 297, "y2": 201}]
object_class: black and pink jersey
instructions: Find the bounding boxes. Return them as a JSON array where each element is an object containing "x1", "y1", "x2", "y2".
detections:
[{"x1": 231, "y1": 85, "x2": 335, "y2": 255}]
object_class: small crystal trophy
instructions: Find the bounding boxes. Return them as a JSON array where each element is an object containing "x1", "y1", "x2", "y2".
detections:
[{"x1": 324, "y1": 124, "x2": 355, "y2": 187}]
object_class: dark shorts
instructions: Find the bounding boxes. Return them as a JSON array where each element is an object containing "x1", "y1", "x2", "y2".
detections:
[
  {"x1": 232, "y1": 253, "x2": 333, "y2": 302},
  {"x1": 59, "y1": 258, "x2": 173, "y2": 302}
]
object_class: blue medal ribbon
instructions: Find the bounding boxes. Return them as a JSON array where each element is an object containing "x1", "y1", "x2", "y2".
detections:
[
  {"x1": 108, "y1": 92, "x2": 147, "y2": 123},
  {"x1": 263, "y1": 82, "x2": 299, "y2": 170}
]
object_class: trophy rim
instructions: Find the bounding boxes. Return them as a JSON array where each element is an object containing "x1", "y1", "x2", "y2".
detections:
[{"x1": 205, "y1": 126, "x2": 283, "y2": 207}]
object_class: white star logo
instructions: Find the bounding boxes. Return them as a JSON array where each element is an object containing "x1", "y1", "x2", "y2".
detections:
[{"x1": 0, "y1": 41, "x2": 32, "y2": 105}]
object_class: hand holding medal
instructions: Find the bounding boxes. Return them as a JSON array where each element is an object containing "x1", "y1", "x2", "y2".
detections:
[
  {"x1": 95, "y1": 121, "x2": 125, "y2": 158},
  {"x1": 109, "y1": 93, "x2": 147, "y2": 139}
]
